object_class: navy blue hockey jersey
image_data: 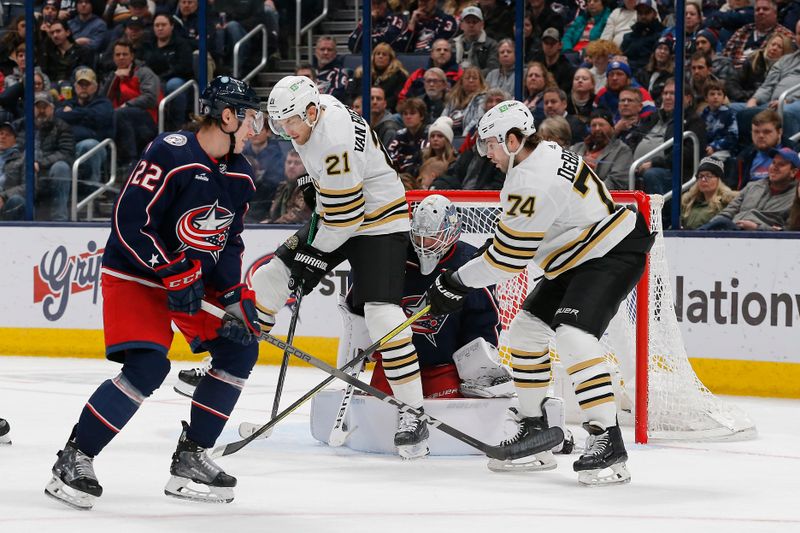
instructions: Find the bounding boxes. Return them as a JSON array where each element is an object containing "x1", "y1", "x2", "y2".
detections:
[
  {"x1": 349, "y1": 241, "x2": 501, "y2": 367},
  {"x1": 102, "y1": 131, "x2": 256, "y2": 293}
]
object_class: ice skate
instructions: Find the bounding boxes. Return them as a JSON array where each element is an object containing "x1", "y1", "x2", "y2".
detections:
[
  {"x1": 0, "y1": 418, "x2": 10, "y2": 445},
  {"x1": 487, "y1": 408, "x2": 565, "y2": 472},
  {"x1": 44, "y1": 438, "x2": 103, "y2": 510},
  {"x1": 174, "y1": 357, "x2": 211, "y2": 398},
  {"x1": 164, "y1": 421, "x2": 236, "y2": 503},
  {"x1": 573, "y1": 422, "x2": 631, "y2": 486},
  {"x1": 394, "y1": 409, "x2": 429, "y2": 459}
]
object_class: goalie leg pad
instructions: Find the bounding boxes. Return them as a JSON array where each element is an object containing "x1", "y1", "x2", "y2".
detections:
[
  {"x1": 336, "y1": 296, "x2": 372, "y2": 368},
  {"x1": 556, "y1": 325, "x2": 616, "y2": 429},
  {"x1": 453, "y1": 337, "x2": 514, "y2": 398},
  {"x1": 364, "y1": 302, "x2": 423, "y2": 409},
  {"x1": 250, "y1": 257, "x2": 291, "y2": 332},
  {"x1": 507, "y1": 311, "x2": 554, "y2": 417}
]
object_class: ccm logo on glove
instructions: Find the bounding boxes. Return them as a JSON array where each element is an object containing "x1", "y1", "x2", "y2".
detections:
[{"x1": 166, "y1": 270, "x2": 202, "y2": 289}]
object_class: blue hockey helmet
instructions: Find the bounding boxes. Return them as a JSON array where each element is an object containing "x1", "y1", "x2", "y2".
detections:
[{"x1": 200, "y1": 76, "x2": 264, "y2": 133}]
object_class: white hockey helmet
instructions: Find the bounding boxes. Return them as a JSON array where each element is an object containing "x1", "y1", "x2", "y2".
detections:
[
  {"x1": 410, "y1": 194, "x2": 462, "y2": 275},
  {"x1": 267, "y1": 75, "x2": 321, "y2": 139},
  {"x1": 476, "y1": 100, "x2": 536, "y2": 159}
]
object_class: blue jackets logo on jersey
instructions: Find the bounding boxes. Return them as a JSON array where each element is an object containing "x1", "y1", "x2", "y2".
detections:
[
  {"x1": 177, "y1": 200, "x2": 234, "y2": 260},
  {"x1": 401, "y1": 294, "x2": 449, "y2": 347}
]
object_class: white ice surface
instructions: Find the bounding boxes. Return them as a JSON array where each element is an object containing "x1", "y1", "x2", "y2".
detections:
[{"x1": 1, "y1": 355, "x2": 799, "y2": 533}]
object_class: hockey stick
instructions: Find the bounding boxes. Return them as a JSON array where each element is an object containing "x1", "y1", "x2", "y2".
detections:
[
  {"x1": 327, "y1": 356, "x2": 365, "y2": 447},
  {"x1": 270, "y1": 214, "x2": 318, "y2": 419},
  {"x1": 204, "y1": 301, "x2": 431, "y2": 458},
  {"x1": 203, "y1": 302, "x2": 562, "y2": 461}
]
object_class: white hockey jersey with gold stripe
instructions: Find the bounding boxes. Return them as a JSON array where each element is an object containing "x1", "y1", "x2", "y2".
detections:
[
  {"x1": 292, "y1": 95, "x2": 409, "y2": 253},
  {"x1": 458, "y1": 140, "x2": 637, "y2": 288}
]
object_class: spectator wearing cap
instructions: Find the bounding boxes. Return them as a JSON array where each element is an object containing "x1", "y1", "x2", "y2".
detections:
[
  {"x1": 723, "y1": 0, "x2": 793, "y2": 70},
  {"x1": 700, "y1": 146, "x2": 798, "y2": 230},
  {"x1": 601, "y1": 0, "x2": 639, "y2": 47},
  {"x1": 620, "y1": 0, "x2": 664, "y2": 74},
  {"x1": 562, "y1": 0, "x2": 611, "y2": 53},
  {"x1": 484, "y1": 39, "x2": 515, "y2": 97},
  {"x1": 348, "y1": 0, "x2": 406, "y2": 53},
  {"x1": 542, "y1": 87, "x2": 587, "y2": 145},
  {"x1": 212, "y1": 0, "x2": 268, "y2": 72},
  {"x1": 69, "y1": 0, "x2": 108, "y2": 52},
  {"x1": 633, "y1": 78, "x2": 707, "y2": 195},
  {"x1": 440, "y1": 66, "x2": 487, "y2": 136},
  {"x1": 101, "y1": 39, "x2": 162, "y2": 168},
  {"x1": 527, "y1": 0, "x2": 566, "y2": 53},
  {"x1": 398, "y1": 39, "x2": 462, "y2": 103},
  {"x1": 737, "y1": 20, "x2": 800, "y2": 140},
  {"x1": 680, "y1": 156, "x2": 738, "y2": 229},
  {"x1": 313, "y1": 35, "x2": 351, "y2": 101},
  {"x1": 0, "y1": 121, "x2": 24, "y2": 220},
  {"x1": 694, "y1": 29, "x2": 737, "y2": 83},
  {"x1": 450, "y1": 6, "x2": 499, "y2": 75},
  {"x1": 636, "y1": 36, "x2": 674, "y2": 104},
  {"x1": 532, "y1": 27, "x2": 575, "y2": 93},
  {"x1": 422, "y1": 116, "x2": 456, "y2": 168},
  {"x1": 8, "y1": 92, "x2": 75, "y2": 221},
  {"x1": 571, "y1": 108, "x2": 634, "y2": 190},
  {"x1": 395, "y1": 0, "x2": 457, "y2": 53},
  {"x1": 39, "y1": 0, "x2": 60, "y2": 40},
  {"x1": 38, "y1": 19, "x2": 95, "y2": 84},
  {"x1": 99, "y1": 15, "x2": 151, "y2": 76},
  {"x1": 594, "y1": 60, "x2": 657, "y2": 120},
  {"x1": 141, "y1": 13, "x2": 194, "y2": 130},
  {"x1": 55, "y1": 67, "x2": 114, "y2": 186}
]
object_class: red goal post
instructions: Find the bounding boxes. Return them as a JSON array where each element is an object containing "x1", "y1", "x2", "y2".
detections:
[{"x1": 406, "y1": 189, "x2": 756, "y2": 444}]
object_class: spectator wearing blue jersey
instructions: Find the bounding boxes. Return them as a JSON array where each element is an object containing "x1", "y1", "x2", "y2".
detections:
[
  {"x1": 69, "y1": 0, "x2": 108, "y2": 52},
  {"x1": 701, "y1": 79, "x2": 738, "y2": 160},
  {"x1": 348, "y1": 0, "x2": 406, "y2": 53},
  {"x1": 394, "y1": 0, "x2": 457, "y2": 53}
]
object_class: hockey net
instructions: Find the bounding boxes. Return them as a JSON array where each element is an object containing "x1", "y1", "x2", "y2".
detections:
[{"x1": 406, "y1": 190, "x2": 756, "y2": 443}]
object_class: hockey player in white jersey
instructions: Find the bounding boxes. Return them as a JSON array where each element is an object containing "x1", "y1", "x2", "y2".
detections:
[
  {"x1": 255, "y1": 76, "x2": 429, "y2": 458},
  {"x1": 425, "y1": 100, "x2": 655, "y2": 485}
]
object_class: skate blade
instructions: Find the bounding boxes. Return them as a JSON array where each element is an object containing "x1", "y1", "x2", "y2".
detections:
[
  {"x1": 577, "y1": 462, "x2": 631, "y2": 486},
  {"x1": 173, "y1": 382, "x2": 196, "y2": 399},
  {"x1": 164, "y1": 475, "x2": 234, "y2": 503},
  {"x1": 238, "y1": 422, "x2": 273, "y2": 440},
  {"x1": 0, "y1": 437, "x2": 10, "y2": 445},
  {"x1": 487, "y1": 451, "x2": 557, "y2": 473},
  {"x1": 44, "y1": 476, "x2": 95, "y2": 510},
  {"x1": 397, "y1": 441, "x2": 430, "y2": 460}
]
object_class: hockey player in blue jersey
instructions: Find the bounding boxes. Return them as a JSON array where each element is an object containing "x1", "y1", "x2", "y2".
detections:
[{"x1": 45, "y1": 76, "x2": 265, "y2": 509}]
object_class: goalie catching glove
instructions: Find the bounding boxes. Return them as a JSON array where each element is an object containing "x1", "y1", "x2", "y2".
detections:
[
  {"x1": 427, "y1": 269, "x2": 470, "y2": 315},
  {"x1": 157, "y1": 254, "x2": 204, "y2": 315},
  {"x1": 216, "y1": 284, "x2": 261, "y2": 345},
  {"x1": 296, "y1": 174, "x2": 316, "y2": 211},
  {"x1": 289, "y1": 244, "x2": 329, "y2": 296}
]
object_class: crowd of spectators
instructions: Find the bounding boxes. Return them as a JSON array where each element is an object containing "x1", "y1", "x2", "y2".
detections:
[{"x1": 3, "y1": 0, "x2": 800, "y2": 231}]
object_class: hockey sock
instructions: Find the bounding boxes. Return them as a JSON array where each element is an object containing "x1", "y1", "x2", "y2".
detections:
[
  {"x1": 507, "y1": 311, "x2": 553, "y2": 418},
  {"x1": 250, "y1": 257, "x2": 291, "y2": 329},
  {"x1": 365, "y1": 303, "x2": 423, "y2": 409},
  {"x1": 75, "y1": 374, "x2": 145, "y2": 456},
  {"x1": 188, "y1": 369, "x2": 246, "y2": 448},
  {"x1": 556, "y1": 324, "x2": 617, "y2": 428}
]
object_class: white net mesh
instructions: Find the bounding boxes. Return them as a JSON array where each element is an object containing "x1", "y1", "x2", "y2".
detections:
[{"x1": 408, "y1": 191, "x2": 756, "y2": 442}]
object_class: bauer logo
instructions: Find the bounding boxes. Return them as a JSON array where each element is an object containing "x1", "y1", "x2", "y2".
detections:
[{"x1": 33, "y1": 241, "x2": 104, "y2": 321}]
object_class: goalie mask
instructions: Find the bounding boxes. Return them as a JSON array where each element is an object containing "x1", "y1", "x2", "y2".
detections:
[
  {"x1": 410, "y1": 195, "x2": 462, "y2": 275},
  {"x1": 267, "y1": 75, "x2": 321, "y2": 140},
  {"x1": 476, "y1": 100, "x2": 536, "y2": 169}
]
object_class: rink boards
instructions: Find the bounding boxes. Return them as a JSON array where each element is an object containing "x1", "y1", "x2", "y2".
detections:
[{"x1": 0, "y1": 224, "x2": 798, "y2": 398}]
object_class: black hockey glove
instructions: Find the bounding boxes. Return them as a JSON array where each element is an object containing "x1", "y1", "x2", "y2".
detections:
[
  {"x1": 216, "y1": 284, "x2": 261, "y2": 345},
  {"x1": 289, "y1": 244, "x2": 329, "y2": 296},
  {"x1": 156, "y1": 254, "x2": 204, "y2": 315},
  {"x1": 426, "y1": 269, "x2": 471, "y2": 316},
  {"x1": 296, "y1": 173, "x2": 316, "y2": 211}
]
